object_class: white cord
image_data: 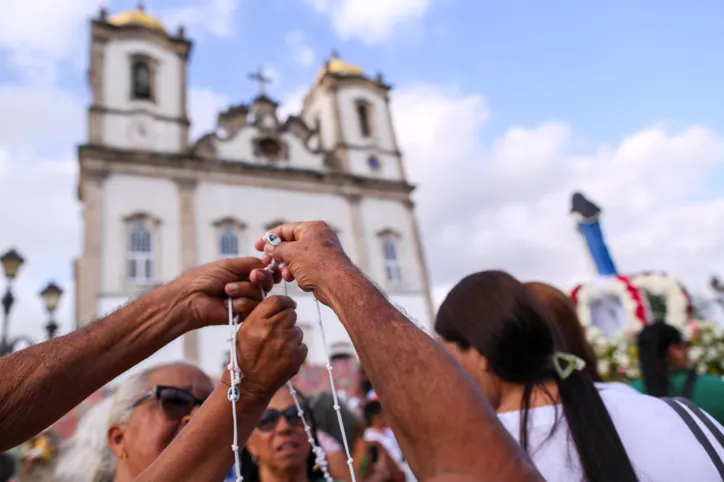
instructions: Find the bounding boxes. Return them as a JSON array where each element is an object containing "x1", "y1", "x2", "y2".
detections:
[
  {"x1": 227, "y1": 298, "x2": 243, "y2": 482},
  {"x1": 260, "y1": 272, "x2": 334, "y2": 482},
  {"x1": 314, "y1": 296, "x2": 357, "y2": 482}
]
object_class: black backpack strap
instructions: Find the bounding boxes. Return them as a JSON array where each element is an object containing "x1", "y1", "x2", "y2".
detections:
[
  {"x1": 681, "y1": 369, "x2": 698, "y2": 400},
  {"x1": 663, "y1": 398, "x2": 724, "y2": 478},
  {"x1": 674, "y1": 397, "x2": 724, "y2": 449}
]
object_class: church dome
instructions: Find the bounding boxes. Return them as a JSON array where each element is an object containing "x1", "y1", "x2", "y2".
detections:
[
  {"x1": 108, "y1": 6, "x2": 167, "y2": 34},
  {"x1": 315, "y1": 53, "x2": 364, "y2": 84}
]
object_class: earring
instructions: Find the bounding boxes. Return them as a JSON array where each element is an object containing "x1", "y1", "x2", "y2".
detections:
[
  {"x1": 251, "y1": 455, "x2": 258, "y2": 464},
  {"x1": 119, "y1": 451, "x2": 128, "y2": 461}
]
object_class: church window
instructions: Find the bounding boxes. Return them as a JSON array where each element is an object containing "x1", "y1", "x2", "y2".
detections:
[
  {"x1": 219, "y1": 228, "x2": 240, "y2": 258},
  {"x1": 380, "y1": 233, "x2": 403, "y2": 285},
  {"x1": 127, "y1": 221, "x2": 154, "y2": 283},
  {"x1": 131, "y1": 59, "x2": 152, "y2": 100},
  {"x1": 356, "y1": 101, "x2": 372, "y2": 138},
  {"x1": 368, "y1": 155, "x2": 380, "y2": 171},
  {"x1": 214, "y1": 218, "x2": 246, "y2": 259}
]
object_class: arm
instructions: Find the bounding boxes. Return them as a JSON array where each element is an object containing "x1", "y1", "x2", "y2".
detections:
[
  {"x1": 326, "y1": 268, "x2": 538, "y2": 481},
  {"x1": 0, "y1": 286, "x2": 185, "y2": 451},
  {"x1": 137, "y1": 381, "x2": 268, "y2": 482},
  {"x1": 254, "y1": 222, "x2": 542, "y2": 482},
  {"x1": 138, "y1": 294, "x2": 305, "y2": 482},
  {"x1": 0, "y1": 257, "x2": 270, "y2": 451}
]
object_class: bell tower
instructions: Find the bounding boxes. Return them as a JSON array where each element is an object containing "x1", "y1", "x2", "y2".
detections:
[
  {"x1": 300, "y1": 52, "x2": 407, "y2": 182},
  {"x1": 88, "y1": 5, "x2": 192, "y2": 153}
]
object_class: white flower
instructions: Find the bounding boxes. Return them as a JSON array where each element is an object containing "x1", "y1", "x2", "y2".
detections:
[
  {"x1": 598, "y1": 359, "x2": 611, "y2": 377},
  {"x1": 690, "y1": 346, "x2": 704, "y2": 361}
]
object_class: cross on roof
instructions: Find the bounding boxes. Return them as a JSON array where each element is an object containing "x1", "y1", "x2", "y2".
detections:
[{"x1": 248, "y1": 68, "x2": 272, "y2": 96}]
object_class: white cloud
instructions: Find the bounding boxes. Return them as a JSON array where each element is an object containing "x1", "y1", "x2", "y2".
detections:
[
  {"x1": 302, "y1": 0, "x2": 431, "y2": 44},
  {"x1": 0, "y1": 0, "x2": 102, "y2": 83},
  {"x1": 160, "y1": 0, "x2": 241, "y2": 38},
  {"x1": 285, "y1": 30, "x2": 316, "y2": 67},
  {"x1": 277, "y1": 85, "x2": 309, "y2": 121},
  {"x1": 391, "y1": 84, "x2": 724, "y2": 307}
]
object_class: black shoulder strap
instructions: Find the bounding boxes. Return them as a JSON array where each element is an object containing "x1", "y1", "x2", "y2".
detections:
[
  {"x1": 674, "y1": 397, "x2": 724, "y2": 448},
  {"x1": 681, "y1": 369, "x2": 698, "y2": 400},
  {"x1": 663, "y1": 398, "x2": 724, "y2": 478}
]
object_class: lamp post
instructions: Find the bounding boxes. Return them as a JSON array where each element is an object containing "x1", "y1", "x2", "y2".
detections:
[
  {"x1": 40, "y1": 282, "x2": 63, "y2": 340},
  {"x1": 1, "y1": 249, "x2": 24, "y2": 355}
]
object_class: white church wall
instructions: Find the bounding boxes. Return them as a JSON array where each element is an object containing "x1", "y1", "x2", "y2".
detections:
[
  {"x1": 336, "y1": 86, "x2": 395, "y2": 151},
  {"x1": 214, "y1": 128, "x2": 325, "y2": 170},
  {"x1": 194, "y1": 182, "x2": 356, "y2": 266},
  {"x1": 346, "y1": 150, "x2": 401, "y2": 180},
  {"x1": 101, "y1": 113, "x2": 182, "y2": 153},
  {"x1": 103, "y1": 39, "x2": 182, "y2": 118},
  {"x1": 101, "y1": 174, "x2": 181, "y2": 293},
  {"x1": 301, "y1": 89, "x2": 336, "y2": 150},
  {"x1": 360, "y1": 198, "x2": 423, "y2": 292}
]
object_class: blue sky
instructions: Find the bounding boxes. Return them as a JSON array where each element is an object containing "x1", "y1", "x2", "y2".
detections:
[{"x1": 3, "y1": 0, "x2": 724, "y2": 340}]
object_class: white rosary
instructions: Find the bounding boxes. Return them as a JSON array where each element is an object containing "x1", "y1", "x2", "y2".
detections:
[{"x1": 225, "y1": 233, "x2": 356, "y2": 482}]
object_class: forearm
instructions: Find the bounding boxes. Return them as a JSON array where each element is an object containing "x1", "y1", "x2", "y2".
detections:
[
  {"x1": 138, "y1": 383, "x2": 268, "y2": 482},
  {"x1": 326, "y1": 269, "x2": 540, "y2": 481},
  {"x1": 0, "y1": 284, "x2": 188, "y2": 450}
]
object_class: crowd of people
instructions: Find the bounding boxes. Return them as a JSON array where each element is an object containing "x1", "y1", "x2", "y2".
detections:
[{"x1": 1, "y1": 220, "x2": 724, "y2": 481}]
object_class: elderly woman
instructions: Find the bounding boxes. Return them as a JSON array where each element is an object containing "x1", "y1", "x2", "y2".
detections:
[
  {"x1": 240, "y1": 384, "x2": 396, "y2": 482},
  {"x1": 55, "y1": 362, "x2": 213, "y2": 481}
]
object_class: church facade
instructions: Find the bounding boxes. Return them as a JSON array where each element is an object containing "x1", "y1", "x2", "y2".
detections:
[{"x1": 75, "y1": 6, "x2": 434, "y2": 376}]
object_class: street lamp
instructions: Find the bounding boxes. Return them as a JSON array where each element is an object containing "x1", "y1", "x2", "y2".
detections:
[
  {"x1": 1, "y1": 249, "x2": 25, "y2": 355},
  {"x1": 40, "y1": 282, "x2": 63, "y2": 340}
]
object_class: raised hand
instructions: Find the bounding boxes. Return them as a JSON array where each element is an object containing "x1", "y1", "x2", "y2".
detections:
[
  {"x1": 249, "y1": 221, "x2": 359, "y2": 304},
  {"x1": 224, "y1": 295, "x2": 307, "y2": 400},
  {"x1": 168, "y1": 257, "x2": 275, "y2": 329}
]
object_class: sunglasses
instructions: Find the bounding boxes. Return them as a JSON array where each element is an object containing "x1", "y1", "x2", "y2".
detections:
[
  {"x1": 131, "y1": 385, "x2": 207, "y2": 421},
  {"x1": 257, "y1": 404, "x2": 309, "y2": 432}
]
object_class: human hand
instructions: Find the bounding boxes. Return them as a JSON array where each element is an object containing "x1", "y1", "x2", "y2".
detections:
[
  {"x1": 166, "y1": 257, "x2": 276, "y2": 330},
  {"x1": 251, "y1": 221, "x2": 360, "y2": 304},
  {"x1": 225, "y1": 295, "x2": 307, "y2": 401}
]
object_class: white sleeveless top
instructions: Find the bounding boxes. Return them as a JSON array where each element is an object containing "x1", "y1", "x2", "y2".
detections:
[{"x1": 497, "y1": 385, "x2": 724, "y2": 481}]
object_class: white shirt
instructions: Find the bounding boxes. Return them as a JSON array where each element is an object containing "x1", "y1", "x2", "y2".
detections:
[{"x1": 497, "y1": 385, "x2": 724, "y2": 481}]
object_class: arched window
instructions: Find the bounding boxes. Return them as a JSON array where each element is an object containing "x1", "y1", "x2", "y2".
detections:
[
  {"x1": 219, "y1": 228, "x2": 239, "y2": 258},
  {"x1": 132, "y1": 60, "x2": 152, "y2": 100},
  {"x1": 380, "y1": 233, "x2": 402, "y2": 285},
  {"x1": 356, "y1": 101, "x2": 372, "y2": 138},
  {"x1": 127, "y1": 221, "x2": 153, "y2": 282}
]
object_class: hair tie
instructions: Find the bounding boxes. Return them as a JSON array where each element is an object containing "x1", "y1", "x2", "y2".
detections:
[{"x1": 553, "y1": 352, "x2": 586, "y2": 380}]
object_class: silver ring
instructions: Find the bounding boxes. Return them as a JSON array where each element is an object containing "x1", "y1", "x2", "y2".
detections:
[{"x1": 264, "y1": 232, "x2": 281, "y2": 246}]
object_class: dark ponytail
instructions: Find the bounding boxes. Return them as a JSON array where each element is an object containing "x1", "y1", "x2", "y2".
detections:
[
  {"x1": 637, "y1": 321, "x2": 682, "y2": 397},
  {"x1": 435, "y1": 271, "x2": 638, "y2": 482}
]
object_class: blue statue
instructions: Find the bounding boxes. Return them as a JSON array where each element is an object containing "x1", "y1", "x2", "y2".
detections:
[{"x1": 570, "y1": 192, "x2": 618, "y2": 276}]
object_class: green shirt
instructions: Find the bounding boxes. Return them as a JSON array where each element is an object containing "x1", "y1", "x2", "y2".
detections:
[{"x1": 630, "y1": 371, "x2": 724, "y2": 425}]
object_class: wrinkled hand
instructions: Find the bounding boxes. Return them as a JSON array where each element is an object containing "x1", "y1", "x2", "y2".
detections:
[
  {"x1": 169, "y1": 257, "x2": 275, "y2": 329},
  {"x1": 227, "y1": 295, "x2": 307, "y2": 400},
  {"x1": 251, "y1": 221, "x2": 359, "y2": 304}
]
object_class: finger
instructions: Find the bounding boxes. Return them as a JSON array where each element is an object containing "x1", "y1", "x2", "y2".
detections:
[
  {"x1": 231, "y1": 297, "x2": 259, "y2": 318},
  {"x1": 281, "y1": 327, "x2": 304, "y2": 357},
  {"x1": 253, "y1": 295, "x2": 296, "y2": 319},
  {"x1": 254, "y1": 222, "x2": 305, "y2": 251},
  {"x1": 267, "y1": 307, "x2": 297, "y2": 330},
  {"x1": 248, "y1": 269, "x2": 274, "y2": 292},
  {"x1": 281, "y1": 266, "x2": 295, "y2": 283},
  {"x1": 216, "y1": 257, "x2": 264, "y2": 279},
  {"x1": 294, "y1": 343, "x2": 308, "y2": 366},
  {"x1": 224, "y1": 280, "x2": 265, "y2": 301}
]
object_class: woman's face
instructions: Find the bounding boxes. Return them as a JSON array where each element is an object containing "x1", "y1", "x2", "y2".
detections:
[
  {"x1": 246, "y1": 387, "x2": 311, "y2": 475},
  {"x1": 108, "y1": 364, "x2": 213, "y2": 479}
]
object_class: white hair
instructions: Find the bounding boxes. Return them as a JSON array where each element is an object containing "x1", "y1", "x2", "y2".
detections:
[{"x1": 54, "y1": 362, "x2": 194, "y2": 482}]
